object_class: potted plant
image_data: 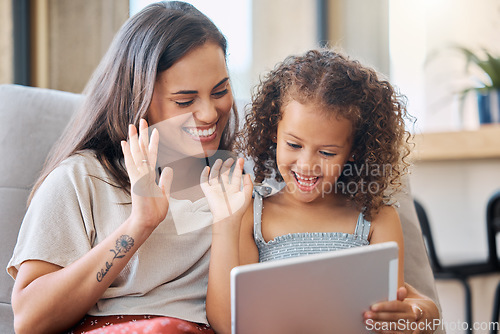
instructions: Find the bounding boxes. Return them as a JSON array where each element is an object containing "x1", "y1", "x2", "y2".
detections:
[{"x1": 453, "y1": 46, "x2": 500, "y2": 124}]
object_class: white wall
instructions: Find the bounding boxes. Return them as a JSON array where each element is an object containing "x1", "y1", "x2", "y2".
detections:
[{"x1": 390, "y1": 0, "x2": 500, "y2": 133}]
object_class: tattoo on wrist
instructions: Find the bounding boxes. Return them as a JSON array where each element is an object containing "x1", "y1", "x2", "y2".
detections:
[{"x1": 96, "y1": 235, "x2": 135, "y2": 282}]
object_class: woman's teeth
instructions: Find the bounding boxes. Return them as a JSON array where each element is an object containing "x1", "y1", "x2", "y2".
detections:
[{"x1": 186, "y1": 124, "x2": 216, "y2": 137}]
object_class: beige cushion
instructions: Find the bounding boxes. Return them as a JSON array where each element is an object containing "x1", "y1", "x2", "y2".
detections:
[{"x1": 0, "y1": 84, "x2": 82, "y2": 334}]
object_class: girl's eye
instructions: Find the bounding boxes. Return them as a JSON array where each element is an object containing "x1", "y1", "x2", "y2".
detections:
[
  {"x1": 320, "y1": 151, "x2": 336, "y2": 157},
  {"x1": 212, "y1": 89, "x2": 228, "y2": 98},
  {"x1": 287, "y1": 142, "x2": 301, "y2": 149},
  {"x1": 175, "y1": 100, "x2": 194, "y2": 107}
]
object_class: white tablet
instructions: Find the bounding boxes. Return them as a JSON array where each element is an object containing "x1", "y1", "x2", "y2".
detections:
[{"x1": 230, "y1": 241, "x2": 399, "y2": 334}]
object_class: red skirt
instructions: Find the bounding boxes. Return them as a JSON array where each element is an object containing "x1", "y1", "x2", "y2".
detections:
[{"x1": 66, "y1": 315, "x2": 215, "y2": 334}]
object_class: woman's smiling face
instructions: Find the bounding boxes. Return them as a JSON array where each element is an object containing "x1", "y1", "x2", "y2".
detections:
[
  {"x1": 276, "y1": 100, "x2": 354, "y2": 204},
  {"x1": 148, "y1": 42, "x2": 233, "y2": 161}
]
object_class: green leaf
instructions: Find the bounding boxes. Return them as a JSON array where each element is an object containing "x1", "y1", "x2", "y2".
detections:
[
  {"x1": 484, "y1": 50, "x2": 500, "y2": 87},
  {"x1": 424, "y1": 44, "x2": 500, "y2": 114},
  {"x1": 450, "y1": 46, "x2": 500, "y2": 88},
  {"x1": 453, "y1": 46, "x2": 482, "y2": 73}
]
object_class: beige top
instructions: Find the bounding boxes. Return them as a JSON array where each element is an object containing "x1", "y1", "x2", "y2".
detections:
[{"x1": 7, "y1": 151, "x2": 212, "y2": 324}]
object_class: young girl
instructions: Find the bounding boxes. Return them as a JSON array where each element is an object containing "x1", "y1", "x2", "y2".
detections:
[{"x1": 201, "y1": 49, "x2": 439, "y2": 334}]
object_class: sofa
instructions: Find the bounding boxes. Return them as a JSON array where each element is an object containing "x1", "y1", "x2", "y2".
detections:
[
  {"x1": 0, "y1": 83, "x2": 443, "y2": 333},
  {"x1": 0, "y1": 84, "x2": 82, "y2": 333}
]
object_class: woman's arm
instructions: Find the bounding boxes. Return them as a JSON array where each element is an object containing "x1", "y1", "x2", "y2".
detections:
[
  {"x1": 11, "y1": 120, "x2": 173, "y2": 334},
  {"x1": 13, "y1": 220, "x2": 156, "y2": 334},
  {"x1": 200, "y1": 158, "x2": 253, "y2": 334}
]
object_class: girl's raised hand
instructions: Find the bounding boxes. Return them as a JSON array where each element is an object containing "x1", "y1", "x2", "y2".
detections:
[
  {"x1": 200, "y1": 157, "x2": 253, "y2": 223},
  {"x1": 121, "y1": 119, "x2": 173, "y2": 230}
]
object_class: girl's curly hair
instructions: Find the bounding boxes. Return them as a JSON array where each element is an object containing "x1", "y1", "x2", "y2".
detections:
[{"x1": 237, "y1": 49, "x2": 413, "y2": 220}]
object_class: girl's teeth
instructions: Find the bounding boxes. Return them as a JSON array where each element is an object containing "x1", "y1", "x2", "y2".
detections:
[
  {"x1": 298, "y1": 179, "x2": 308, "y2": 186},
  {"x1": 294, "y1": 172, "x2": 318, "y2": 185}
]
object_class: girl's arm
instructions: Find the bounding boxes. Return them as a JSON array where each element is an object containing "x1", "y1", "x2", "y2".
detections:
[
  {"x1": 11, "y1": 120, "x2": 173, "y2": 334},
  {"x1": 404, "y1": 283, "x2": 440, "y2": 332},
  {"x1": 365, "y1": 205, "x2": 439, "y2": 333},
  {"x1": 200, "y1": 158, "x2": 253, "y2": 334},
  {"x1": 369, "y1": 205, "x2": 405, "y2": 287},
  {"x1": 365, "y1": 283, "x2": 440, "y2": 334},
  {"x1": 239, "y1": 205, "x2": 260, "y2": 265}
]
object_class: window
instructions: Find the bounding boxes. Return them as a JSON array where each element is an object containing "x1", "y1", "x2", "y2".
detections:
[
  {"x1": 130, "y1": 0, "x2": 252, "y2": 100},
  {"x1": 389, "y1": 0, "x2": 500, "y2": 132}
]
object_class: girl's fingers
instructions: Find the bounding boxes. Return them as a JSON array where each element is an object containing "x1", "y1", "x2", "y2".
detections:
[
  {"x1": 366, "y1": 300, "x2": 413, "y2": 322},
  {"x1": 243, "y1": 173, "x2": 254, "y2": 200},
  {"x1": 371, "y1": 300, "x2": 409, "y2": 313},
  {"x1": 397, "y1": 287, "x2": 408, "y2": 301},
  {"x1": 209, "y1": 159, "x2": 223, "y2": 185},
  {"x1": 230, "y1": 158, "x2": 244, "y2": 185},
  {"x1": 365, "y1": 310, "x2": 409, "y2": 322},
  {"x1": 220, "y1": 158, "x2": 234, "y2": 185},
  {"x1": 200, "y1": 166, "x2": 210, "y2": 186},
  {"x1": 243, "y1": 173, "x2": 253, "y2": 190}
]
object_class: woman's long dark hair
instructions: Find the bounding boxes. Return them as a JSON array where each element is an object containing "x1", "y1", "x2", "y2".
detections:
[{"x1": 29, "y1": 1, "x2": 238, "y2": 203}]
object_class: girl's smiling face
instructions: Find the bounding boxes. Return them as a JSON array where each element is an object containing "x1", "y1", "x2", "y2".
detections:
[
  {"x1": 276, "y1": 100, "x2": 354, "y2": 204},
  {"x1": 148, "y1": 42, "x2": 233, "y2": 160}
]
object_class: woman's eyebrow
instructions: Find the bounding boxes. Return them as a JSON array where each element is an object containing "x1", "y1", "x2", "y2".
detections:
[
  {"x1": 172, "y1": 89, "x2": 197, "y2": 95},
  {"x1": 213, "y1": 77, "x2": 229, "y2": 90},
  {"x1": 171, "y1": 77, "x2": 229, "y2": 95}
]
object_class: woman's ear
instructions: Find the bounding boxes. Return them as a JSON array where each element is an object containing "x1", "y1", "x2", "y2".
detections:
[{"x1": 272, "y1": 134, "x2": 277, "y2": 143}]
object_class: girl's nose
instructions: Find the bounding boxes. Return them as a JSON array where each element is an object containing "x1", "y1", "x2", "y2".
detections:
[
  {"x1": 194, "y1": 100, "x2": 218, "y2": 124},
  {"x1": 296, "y1": 151, "x2": 319, "y2": 175}
]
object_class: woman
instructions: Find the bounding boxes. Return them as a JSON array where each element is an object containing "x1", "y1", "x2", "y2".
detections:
[
  {"x1": 8, "y1": 2, "x2": 235, "y2": 333},
  {"x1": 7, "y1": 1, "x2": 441, "y2": 334}
]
